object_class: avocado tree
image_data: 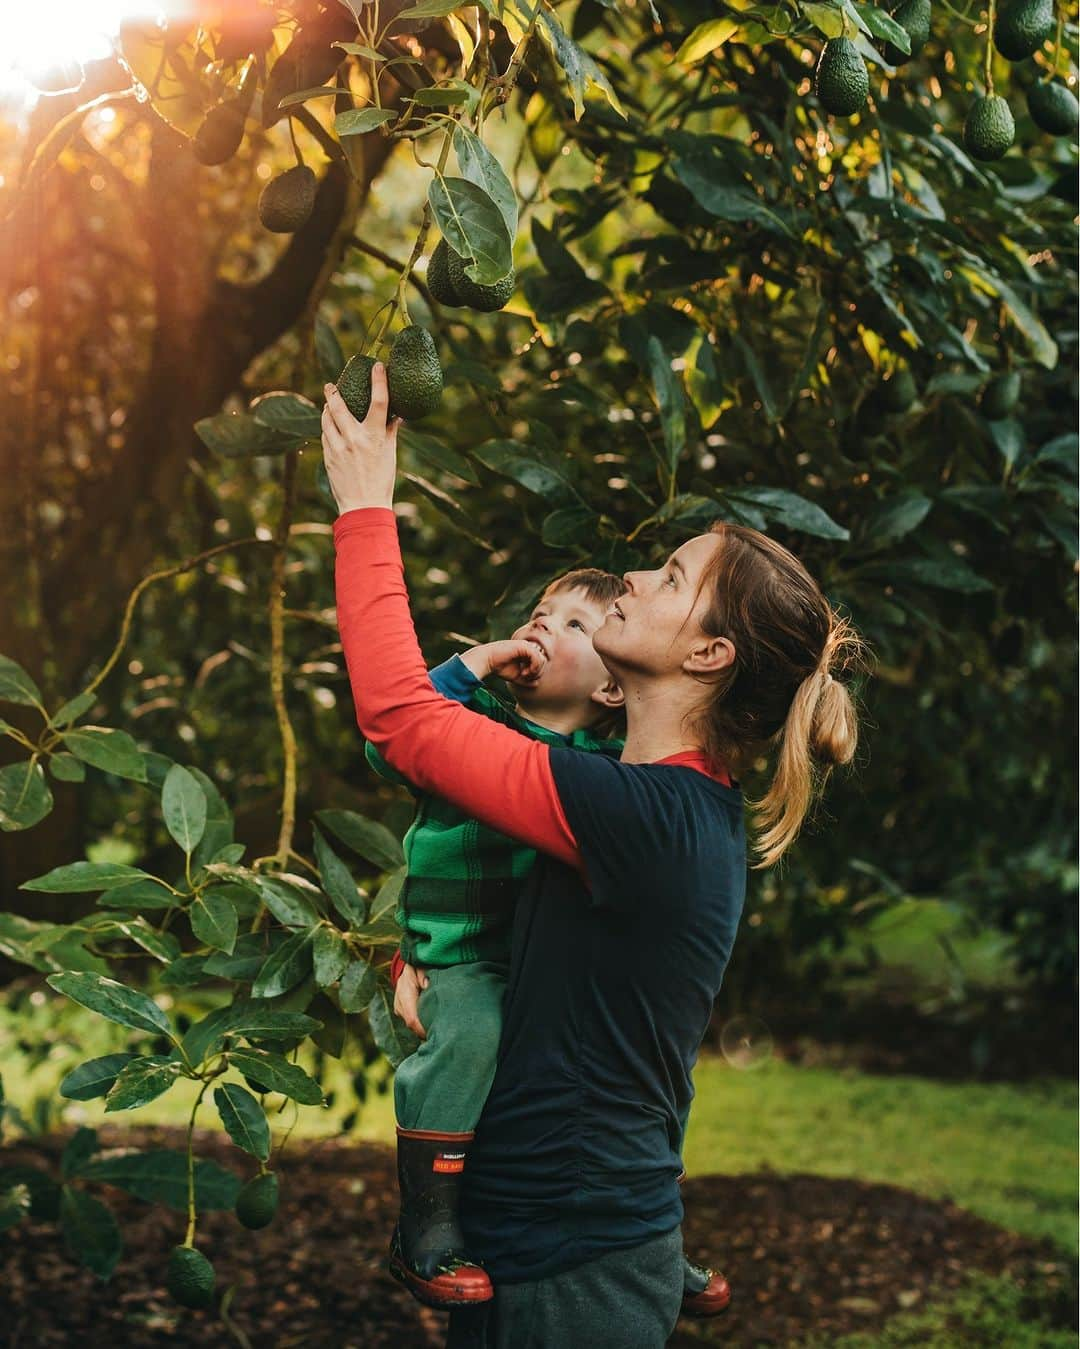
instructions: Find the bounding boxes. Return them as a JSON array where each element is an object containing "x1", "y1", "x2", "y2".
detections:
[{"x1": 0, "y1": 0, "x2": 1076, "y2": 1314}]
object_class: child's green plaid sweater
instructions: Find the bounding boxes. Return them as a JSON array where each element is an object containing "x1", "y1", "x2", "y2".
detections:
[{"x1": 364, "y1": 655, "x2": 623, "y2": 968}]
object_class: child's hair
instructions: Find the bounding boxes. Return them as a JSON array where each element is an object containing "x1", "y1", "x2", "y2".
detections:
[
  {"x1": 693, "y1": 523, "x2": 864, "y2": 868},
  {"x1": 539, "y1": 567, "x2": 628, "y2": 740}
]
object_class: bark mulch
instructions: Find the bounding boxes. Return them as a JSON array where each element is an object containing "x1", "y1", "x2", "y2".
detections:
[{"x1": 0, "y1": 1126, "x2": 1074, "y2": 1348}]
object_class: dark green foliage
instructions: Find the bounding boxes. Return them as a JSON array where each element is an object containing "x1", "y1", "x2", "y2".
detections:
[
  {"x1": 258, "y1": 165, "x2": 317, "y2": 233},
  {"x1": 981, "y1": 371, "x2": 1022, "y2": 420},
  {"x1": 880, "y1": 367, "x2": 918, "y2": 413},
  {"x1": 815, "y1": 39, "x2": 869, "y2": 117},
  {"x1": 386, "y1": 326, "x2": 443, "y2": 420},
  {"x1": 1027, "y1": 80, "x2": 1080, "y2": 137},
  {"x1": 993, "y1": 0, "x2": 1054, "y2": 60},
  {"x1": 884, "y1": 0, "x2": 932, "y2": 65},
  {"x1": 963, "y1": 95, "x2": 1016, "y2": 160}
]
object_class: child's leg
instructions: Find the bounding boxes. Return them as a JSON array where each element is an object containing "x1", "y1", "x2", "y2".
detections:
[{"x1": 390, "y1": 960, "x2": 507, "y2": 1310}]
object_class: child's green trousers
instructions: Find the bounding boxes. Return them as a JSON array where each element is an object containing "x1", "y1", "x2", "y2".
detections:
[{"x1": 394, "y1": 961, "x2": 509, "y2": 1133}]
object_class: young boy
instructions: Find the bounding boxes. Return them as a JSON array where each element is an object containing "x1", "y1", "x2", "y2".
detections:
[{"x1": 365, "y1": 567, "x2": 729, "y2": 1318}]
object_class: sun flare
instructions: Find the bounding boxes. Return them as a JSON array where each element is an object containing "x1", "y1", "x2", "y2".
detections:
[{"x1": 0, "y1": 2, "x2": 165, "y2": 99}]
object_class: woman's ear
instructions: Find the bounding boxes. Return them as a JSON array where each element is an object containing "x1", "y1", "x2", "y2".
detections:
[
  {"x1": 590, "y1": 675, "x2": 625, "y2": 710},
  {"x1": 684, "y1": 635, "x2": 735, "y2": 678}
]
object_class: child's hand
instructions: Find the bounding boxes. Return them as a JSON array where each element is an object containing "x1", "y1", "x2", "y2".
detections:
[
  {"x1": 394, "y1": 962, "x2": 429, "y2": 1040},
  {"x1": 460, "y1": 640, "x2": 547, "y2": 685},
  {"x1": 321, "y1": 365, "x2": 401, "y2": 514}
]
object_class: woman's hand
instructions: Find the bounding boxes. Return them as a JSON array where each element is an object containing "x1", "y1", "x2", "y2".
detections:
[
  {"x1": 321, "y1": 365, "x2": 401, "y2": 515},
  {"x1": 459, "y1": 639, "x2": 547, "y2": 685},
  {"x1": 394, "y1": 961, "x2": 430, "y2": 1040}
]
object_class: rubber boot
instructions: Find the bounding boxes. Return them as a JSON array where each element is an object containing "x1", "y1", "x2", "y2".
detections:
[
  {"x1": 677, "y1": 1170, "x2": 732, "y2": 1317},
  {"x1": 388, "y1": 1127, "x2": 493, "y2": 1310}
]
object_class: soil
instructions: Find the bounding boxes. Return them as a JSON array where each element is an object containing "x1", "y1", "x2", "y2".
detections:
[{"x1": 0, "y1": 1126, "x2": 1074, "y2": 1348}]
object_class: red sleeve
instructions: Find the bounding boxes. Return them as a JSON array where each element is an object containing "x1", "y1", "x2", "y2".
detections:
[{"x1": 333, "y1": 508, "x2": 580, "y2": 870}]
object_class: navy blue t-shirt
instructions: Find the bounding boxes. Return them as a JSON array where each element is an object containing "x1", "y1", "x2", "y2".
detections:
[{"x1": 459, "y1": 748, "x2": 746, "y2": 1283}]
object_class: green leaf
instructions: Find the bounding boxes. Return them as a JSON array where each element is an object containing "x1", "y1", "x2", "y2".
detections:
[
  {"x1": 252, "y1": 930, "x2": 314, "y2": 998},
  {"x1": 646, "y1": 336, "x2": 687, "y2": 472},
  {"x1": 49, "y1": 689, "x2": 95, "y2": 728},
  {"x1": 316, "y1": 809, "x2": 405, "y2": 872},
  {"x1": 876, "y1": 555, "x2": 994, "y2": 593},
  {"x1": 542, "y1": 505, "x2": 597, "y2": 547},
  {"x1": 675, "y1": 17, "x2": 741, "y2": 63},
  {"x1": 733, "y1": 332, "x2": 779, "y2": 423},
  {"x1": 76, "y1": 1149, "x2": 241, "y2": 1211},
  {"x1": 0, "y1": 760, "x2": 53, "y2": 831},
  {"x1": 95, "y1": 877, "x2": 175, "y2": 911},
  {"x1": 315, "y1": 315, "x2": 345, "y2": 384},
  {"x1": 413, "y1": 84, "x2": 470, "y2": 106},
  {"x1": 105, "y1": 1056, "x2": 184, "y2": 1112},
  {"x1": 62, "y1": 727, "x2": 146, "y2": 782},
  {"x1": 958, "y1": 269, "x2": 1058, "y2": 370},
  {"x1": 189, "y1": 767, "x2": 235, "y2": 870},
  {"x1": 190, "y1": 890, "x2": 239, "y2": 954},
  {"x1": 853, "y1": 2, "x2": 911, "y2": 52},
  {"x1": 214, "y1": 1083, "x2": 271, "y2": 1160},
  {"x1": 62, "y1": 1126, "x2": 100, "y2": 1179},
  {"x1": 20, "y1": 861, "x2": 153, "y2": 893},
  {"x1": 989, "y1": 419, "x2": 1024, "y2": 471},
  {"x1": 726, "y1": 486, "x2": 850, "y2": 541},
  {"x1": 181, "y1": 1001, "x2": 321, "y2": 1065},
  {"x1": 100, "y1": 915, "x2": 181, "y2": 964},
  {"x1": 162, "y1": 763, "x2": 207, "y2": 855},
  {"x1": 802, "y1": 1, "x2": 847, "y2": 36},
  {"x1": 453, "y1": 124, "x2": 518, "y2": 238},
  {"x1": 203, "y1": 930, "x2": 284, "y2": 981},
  {"x1": 312, "y1": 924, "x2": 350, "y2": 987},
  {"x1": 194, "y1": 410, "x2": 293, "y2": 458},
  {"x1": 225, "y1": 1047, "x2": 324, "y2": 1105},
  {"x1": 332, "y1": 41, "x2": 385, "y2": 59},
  {"x1": 60, "y1": 1187, "x2": 121, "y2": 1280},
  {"x1": 0, "y1": 1183, "x2": 30, "y2": 1233},
  {"x1": 257, "y1": 875, "x2": 322, "y2": 927},
  {"x1": 370, "y1": 867, "x2": 405, "y2": 922},
  {"x1": 334, "y1": 107, "x2": 397, "y2": 136},
  {"x1": 0, "y1": 655, "x2": 43, "y2": 707},
  {"x1": 391, "y1": 0, "x2": 464, "y2": 19},
  {"x1": 428, "y1": 175, "x2": 513, "y2": 286},
  {"x1": 60, "y1": 1054, "x2": 138, "y2": 1101},
  {"x1": 46, "y1": 971, "x2": 174, "y2": 1038},
  {"x1": 340, "y1": 958, "x2": 379, "y2": 1013},
  {"x1": 251, "y1": 391, "x2": 322, "y2": 438},
  {"x1": 48, "y1": 752, "x2": 86, "y2": 782},
  {"x1": 472, "y1": 439, "x2": 581, "y2": 504},
  {"x1": 161, "y1": 953, "x2": 211, "y2": 987},
  {"x1": 399, "y1": 427, "x2": 480, "y2": 486},
  {"x1": 277, "y1": 84, "x2": 348, "y2": 108},
  {"x1": 313, "y1": 826, "x2": 368, "y2": 925},
  {"x1": 368, "y1": 983, "x2": 420, "y2": 1067},
  {"x1": 669, "y1": 133, "x2": 794, "y2": 238},
  {"x1": 537, "y1": 8, "x2": 623, "y2": 120}
]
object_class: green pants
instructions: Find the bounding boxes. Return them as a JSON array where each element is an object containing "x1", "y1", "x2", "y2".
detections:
[
  {"x1": 444, "y1": 1227, "x2": 683, "y2": 1349},
  {"x1": 394, "y1": 961, "x2": 508, "y2": 1133}
]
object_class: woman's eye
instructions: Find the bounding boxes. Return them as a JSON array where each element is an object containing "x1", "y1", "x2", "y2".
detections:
[{"x1": 665, "y1": 572, "x2": 677, "y2": 587}]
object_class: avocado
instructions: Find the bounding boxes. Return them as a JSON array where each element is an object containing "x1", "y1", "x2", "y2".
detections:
[
  {"x1": 1027, "y1": 80, "x2": 1080, "y2": 136},
  {"x1": 165, "y1": 1244, "x2": 216, "y2": 1310},
  {"x1": 881, "y1": 366, "x2": 918, "y2": 413},
  {"x1": 446, "y1": 246, "x2": 516, "y2": 312},
  {"x1": 884, "y1": 0, "x2": 932, "y2": 65},
  {"x1": 426, "y1": 239, "x2": 462, "y2": 306},
  {"x1": 993, "y1": 0, "x2": 1053, "y2": 60},
  {"x1": 981, "y1": 371, "x2": 1021, "y2": 420},
  {"x1": 235, "y1": 1172, "x2": 279, "y2": 1230},
  {"x1": 815, "y1": 38, "x2": 870, "y2": 116},
  {"x1": 962, "y1": 95, "x2": 1015, "y2": 160},
  {"x1": 258, "y1": 165, "x2": 317, "y2": 233},
  {"x1": 386, "y1": 326, "x2": 443, "y2": 421},
  {"x1": 192, "y1": 101, "x2": 246, "y2": 166},
  {"x1": 337, "y1": 353, "x2": 375, "y2": 421}
]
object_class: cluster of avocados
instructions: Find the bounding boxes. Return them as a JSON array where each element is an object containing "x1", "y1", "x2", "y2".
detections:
[
  {"x1": 875, "y1": 364, "x2": 1022, "y2": 421},
  {"x1": 813, "y1": 0, "x2": 1077, "y2": 164},
  {"x1": 337, "y1": 326, "x2": 444, "y2": 423},
  {"x1": 164, "y1": 1171, "x2": 281, "y2": 1310},
  {"x1": 426, "y1": 237, "x2": 516, "y2": 312}
]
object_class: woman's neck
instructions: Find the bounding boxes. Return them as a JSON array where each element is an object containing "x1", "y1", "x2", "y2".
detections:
[{"x1": 618, "y1": 680, "x2": 705, "y2": 764}]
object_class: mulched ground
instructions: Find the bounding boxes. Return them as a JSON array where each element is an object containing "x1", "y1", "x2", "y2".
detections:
[{"x1": 0, "y1": 1126, "x2": 1074, "y2": 1348}]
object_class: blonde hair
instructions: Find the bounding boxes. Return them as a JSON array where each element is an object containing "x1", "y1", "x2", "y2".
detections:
[{"x1": 694, "y1": 524, "x2": 864, "y2": 868}]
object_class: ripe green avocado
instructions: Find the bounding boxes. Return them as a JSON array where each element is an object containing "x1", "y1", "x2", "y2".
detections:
[
  {"x1": 193, "y1": 101, "x2": 246, "y2": 167},
  {"x1": 446, "y1": 247, "x2": 516, "y2": 313},
  {"x1": 426, "y1": 239, "x2": 462, "y2": 306},
  {"x1": 235, "y1": 1172, "x2": 279, "y2": 1230},
  {"x1": 337, "y1": 353, "x2": 376, "y2": 421},
  {"x1": 1028, "y1": 80, "x2": 1080, "y2": 136},
  {"x1": 166, "y1": 1244, "x2": 216, "y2": 1310},
  {"x1": 815, "y1": 38, "x2": 870, "y2": 117},
  {"x1": 881, "y1": 366, "x2": 918, "y2": 414},
  {"x1": 258, "y1": 165, "x2": 317, "y2": 233},
  {"x1": 981, "y1": 371, "x2": 1021, "y2": 420},
  {"x1": 884, "y1": 0, "x2": 932, "y2": 65},
  {"x1": 962, "y1": 95, "x2": 1015, "y2": 160},
  {"x1": 386, "y1": 326, "x2": 443, "y2": 421},
  {"x1": 993, "y1": 0, "x2": 1053, "y2": 60}
]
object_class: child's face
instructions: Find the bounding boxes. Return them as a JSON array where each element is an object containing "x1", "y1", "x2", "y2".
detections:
[{"x1": 509, "y1": 586, "x2": 617, "y2": 723}]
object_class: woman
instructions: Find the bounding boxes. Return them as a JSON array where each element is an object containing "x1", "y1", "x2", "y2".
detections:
[{"x1": 321, "y1": 367, "x2": 861, "y2": 1348}]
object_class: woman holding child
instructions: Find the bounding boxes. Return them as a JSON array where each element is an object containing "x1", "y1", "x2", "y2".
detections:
[{"x1": 322, "y1": 366, "x2": 860, "y2": 1348}]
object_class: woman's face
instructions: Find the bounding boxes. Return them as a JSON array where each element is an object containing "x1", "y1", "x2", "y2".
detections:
[{"x1": 594, "y1": 533, "x2": 724, "y2": 677}]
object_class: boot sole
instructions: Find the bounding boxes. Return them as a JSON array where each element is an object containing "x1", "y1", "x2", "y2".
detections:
[{"x1": 388, "y1": 1253, "x2": 494, "y2": 1310}]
